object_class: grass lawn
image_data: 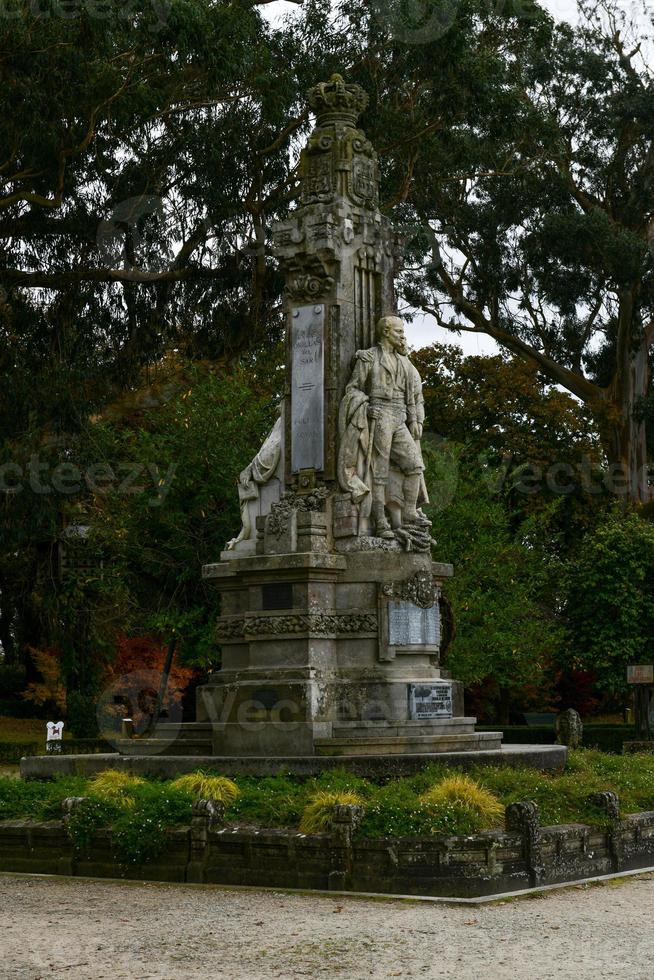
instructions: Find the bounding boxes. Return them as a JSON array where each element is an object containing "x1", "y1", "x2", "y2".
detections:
[{"x1": 0, "y1": 717, "x2": 50, "y2": 745}]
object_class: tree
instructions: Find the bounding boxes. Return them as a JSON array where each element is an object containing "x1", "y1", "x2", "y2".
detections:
[
  {"x1": 425, "y1": 445, "x2": 563, "y2": 722},
  {"x1": 1, "y1": 0, "x2": 559, "y2": 660},
  {"x1": 414, "y1": 342, "x2": 606, "y2": 542},
  {"x1": 397, "y1": 1, "x2": 654, "y2": 501},
  {"x1": 564, "y1": 512, "x2": 654, "y2": 695},
  {"x1": 0, "y1": 353, "x2": 278, "y2": 704}
]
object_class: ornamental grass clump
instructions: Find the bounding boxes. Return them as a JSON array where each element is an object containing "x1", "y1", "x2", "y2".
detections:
[
  {"x1": 420, "y1": 775, "x2": 504, "y2": 830},
  {"x1": 169, "y1": 771, "x2": 240, "y2": 804},
  {"x1": 299, "y1": 790, "x2": 364, "y2": 833},
  {"x1": 88, "y1": 770, "x2": 146, "y2": 808}
]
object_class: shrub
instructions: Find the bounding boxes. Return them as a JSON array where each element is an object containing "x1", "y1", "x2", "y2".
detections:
[
  {"x1": 299, "y1": 790, "x2": 364, "y2": 833},
  {"x1": 23, "y1": 648, "x2": 67, "y2": 713},
  {"x1": 0, "y1": 775, "x2": 86, "y2": 821},
  {"x1": 66, "y1": 797, "x2": 123, "y2": 852},
  {"x1": 111, "y1": 784, "x2": 193, "y2": 865},
  {"x1": 420, "y1": 775, "x2": 504, "y2": 828},
  {"x1": 88, "y1": 770, "x2": 146, "y2": 807},
  {"x1": 227, "y1": 773, "x2": 303, "y2": 827},
  {"x1": 360, "y1": 779, "x2": 500, "y2": 838},
  {"x1": 170, "y1": 771, "x2": 239, "y2": 803}
]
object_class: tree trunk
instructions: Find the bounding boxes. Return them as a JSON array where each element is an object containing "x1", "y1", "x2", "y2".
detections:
[
  {"x1": 603, "y1": 292, "x2": 652, "y2": 504},
  {"x1": 497, "y1": 686, "x2": 511, "y2": 726}
]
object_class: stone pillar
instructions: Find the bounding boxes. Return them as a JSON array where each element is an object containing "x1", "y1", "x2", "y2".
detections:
[{"x1": 273, "y1": 73, "x2": 401, "y2": 489}]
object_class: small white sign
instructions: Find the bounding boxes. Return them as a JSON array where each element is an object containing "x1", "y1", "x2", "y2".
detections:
[{"x1": 46, "y1": 721, "x2": 64, "y2": 753}]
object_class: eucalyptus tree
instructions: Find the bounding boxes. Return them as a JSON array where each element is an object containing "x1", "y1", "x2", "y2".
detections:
[{"x1": 390, "y1": 1, "x2": 654, "y2": 501}]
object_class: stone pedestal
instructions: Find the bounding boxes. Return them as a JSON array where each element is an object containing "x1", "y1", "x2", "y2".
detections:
[{"x1": 198, "y1": 550, "x2": 501, "y2": 757}]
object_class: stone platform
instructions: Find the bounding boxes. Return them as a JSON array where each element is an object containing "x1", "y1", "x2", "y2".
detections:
[{"x1": 20, "y1": 744, "x2": 566, "y2": 780}]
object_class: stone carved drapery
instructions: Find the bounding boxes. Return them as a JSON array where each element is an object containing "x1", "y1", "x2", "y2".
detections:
[
  {"x1": 335, "y1": 322, "x2": 433, "y2": 552},
  {"x1": 226, "y1": 415, "x2": 282, "y2": 550}
]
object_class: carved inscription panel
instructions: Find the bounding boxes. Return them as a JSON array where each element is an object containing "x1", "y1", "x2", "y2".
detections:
[
  {"x1": 408, "y1": 682, "x2": 453, "y2": 720},
  {"x1": 291, "y1": 304, "x2": 325, "y2": 473},
  {"x1": 388, "y1": 600, "x2": 440, "y2": 647}
]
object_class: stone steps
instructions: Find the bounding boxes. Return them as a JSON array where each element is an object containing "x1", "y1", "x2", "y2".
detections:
[
  {"x1": 332, "y1": 718, "x2": 478, "y2": 739},
  {"x1": 115, "y1": 737, "x2": 213, "y2": 757},
  {"x1": 314, "y1": 731, "x2": 503, "y2": 756},
  {"x1": 152, "y1": 723, "x2": 214, "y2": 741}
]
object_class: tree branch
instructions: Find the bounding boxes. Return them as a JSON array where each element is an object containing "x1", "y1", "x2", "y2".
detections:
[{"x1": 425, "y1": 262, "x2": 601, "y2": 404}]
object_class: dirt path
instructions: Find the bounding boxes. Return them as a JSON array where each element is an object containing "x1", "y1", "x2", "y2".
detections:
[{"x1": 2, "y1": 872, "x2": 653, "y2": 980}]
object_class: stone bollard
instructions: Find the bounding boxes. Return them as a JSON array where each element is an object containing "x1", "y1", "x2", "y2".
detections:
[
  {"x1": 328, "y1": 803, "x2": 364, "y2": 891},
  {"x1": 60, "y1": 797, "x2": 91, "y2": 874},
  {"x1": 505, "y1": 801, "x2": 543, "y2": 887},
  {"x1": 555, "y1": 708, "x2": 583, "y2": 748},
  {"x1": 588, "y1": 791, "x2": 622, "y2": 870},
  {"x1": 187, "y1": 798, "x2": 225, "y2": 884},
  {"x1": 121, "y1": 718, "x2": 135, "y2": 739},
  {"x1": 62, "y1": 796, "x2": 89, "y2": 826}
]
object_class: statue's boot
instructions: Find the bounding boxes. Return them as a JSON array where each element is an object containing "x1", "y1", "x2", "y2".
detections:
[
  {"x1": 371, "y1": 493, "x2": 396, "y2": 540},
  {"x1": 402, "y1": 473, "x2": 431, "y2": 526}
]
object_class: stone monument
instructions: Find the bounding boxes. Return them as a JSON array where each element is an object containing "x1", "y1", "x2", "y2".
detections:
[
  {"x1": 197, "y1": 73, "x2": 502, "y2": 759},
  {"x1": 23, "y1": 74, "x2": 573, "y2": 779}
]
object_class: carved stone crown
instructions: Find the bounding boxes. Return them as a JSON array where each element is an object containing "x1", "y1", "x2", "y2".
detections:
[{"x1": 307, "y1": 73, "x2": 369, "y2": 128}]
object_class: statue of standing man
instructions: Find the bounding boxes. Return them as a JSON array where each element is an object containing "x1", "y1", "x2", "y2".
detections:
[{"x1": 338, "y1": 315, "x2": 431, "y2": 546}]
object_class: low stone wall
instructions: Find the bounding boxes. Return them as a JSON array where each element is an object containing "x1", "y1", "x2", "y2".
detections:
[{"x1": 2, "y1": 794, "x2": 654, "y2": 898}]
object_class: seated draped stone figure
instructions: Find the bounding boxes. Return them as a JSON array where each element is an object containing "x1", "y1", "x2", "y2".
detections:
[
  {"x1": 337, "y1": 314, "x2": 431, "y2": 544},
  {"x1": 226, "y1": 411, "x2": 283, "y2": 552}
]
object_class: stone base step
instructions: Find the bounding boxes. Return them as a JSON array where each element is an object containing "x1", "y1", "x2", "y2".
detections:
[
  {"x1": 152, "y1": 723, "x2": 214, "y2": 741},
  {"x1": 332, "y1": 717, "x2": 478, "y2": 739},
  {"x1": 115, "y1": 738, "x2": 213, "y2": 757},
  {"x1": 314, "y1": 731, "x2": 503, "y2": 756}
]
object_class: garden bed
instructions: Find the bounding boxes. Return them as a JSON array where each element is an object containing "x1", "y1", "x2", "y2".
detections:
[{"x1": 3, "y1": 751, "x2": 654, "y2": 897}]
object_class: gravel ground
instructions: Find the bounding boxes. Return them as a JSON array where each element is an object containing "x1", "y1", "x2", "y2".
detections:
[{"x1": 2, "y1": 872, "x2": 653, "y2": 980}]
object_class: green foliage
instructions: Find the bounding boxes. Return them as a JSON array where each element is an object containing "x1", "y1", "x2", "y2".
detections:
[
  {"x1": 564, "y1": 513, "x2": 654, "y2": 694},
  {"x1": 226, "y1": 773, "x2": 305, "y2": 829},
  {"x1": 414, "y1": 344, "x2": 606, "y2": 540},
  {"x1": 66, "y1": 693, "x2": 99, "y2": 739},
  {"x1": 0, "y1": 775, "x2": 87, "y2": 821},
  {"x1": 170, "y1": 772, "x2": 239, "y2": 804},
  {"x1": 110, "y1": 784, "x2": 194, "y2": 865},
  {"x1": 399, "y1": 2, "x2": 654, "y2": 491},
  {"x1": 88, "y1": 770, "x2": 146, "y2": 807},
  {"x1": 66, "y1": 797, "x2": 123, "y2": 853},
  {"x1": 420, "y1": 775, "x2": 504, "y2": 826},
  {"x1": 425, "y1": 446, "x2": 563, "y2": 711},
  {"x1": 299, "y1": 790, "x2": 364, "y2": 833},
  {"x1": 7, "y1": 753, "x2": 654, "y2": 852}
]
